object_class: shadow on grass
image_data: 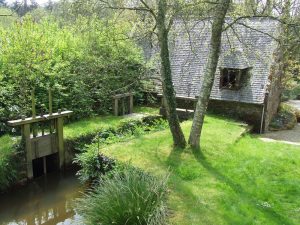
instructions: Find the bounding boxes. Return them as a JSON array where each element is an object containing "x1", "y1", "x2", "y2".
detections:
[
  {"x1": 192, "y1": 149, "x2": 293, "y2": 225},
  {"x1": 166, "y1": 147, "x2": 185, "y2": 169}
]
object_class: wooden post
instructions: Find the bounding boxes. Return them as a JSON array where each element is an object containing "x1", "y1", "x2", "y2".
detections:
[
  {"x1": 129, "y1": 94, "x2": 133, "y2": 114},
  {"x1": 122, "y1": 98, "x2": 125, "y2": 115},
  {"x1": 161, "y1": 95, "x2": 165, "y2": 108},
  {"x1": 56, "y1": 118, "x2": 64, "y2": 169},
  {"x1": 31, "y1": 89, "x2": 38, "y2": 137},
  {"x1": 114, "y1": 98, "x2": 119, "y2": 116},
  {"x1": 31, "y1": 89, "x2": 36, "y2": 118},
  {"x1": 49, "y1": 88, "x2": 53, "y2": 116},
  {"x1": 23, "y1": 124, "x2": 33, "y2": 179},
  {"x1": 43, "y1": 157, "x2": 47, "y2": 175}
]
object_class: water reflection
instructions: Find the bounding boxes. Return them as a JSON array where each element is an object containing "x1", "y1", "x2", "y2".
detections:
[{"x1": 0, "y1": 169, "x2": 84, "y2": 225}]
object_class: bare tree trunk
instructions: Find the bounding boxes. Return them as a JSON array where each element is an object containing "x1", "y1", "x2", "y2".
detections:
[
  {"x1": 188, "y1": 0, "x2": 230, "y2": 149},
  {"x1": 156, "y1": 0, "x2": 186, "y2": 148}
]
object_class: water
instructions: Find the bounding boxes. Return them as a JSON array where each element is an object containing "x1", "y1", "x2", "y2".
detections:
[{"x1": 0, "y1": 170, "x2": 84, "y2": 225}]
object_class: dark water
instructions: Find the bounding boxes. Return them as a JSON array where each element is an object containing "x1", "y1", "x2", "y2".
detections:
[{"x1": 0, "y1": 170, "x2": 84, "y2": 225}]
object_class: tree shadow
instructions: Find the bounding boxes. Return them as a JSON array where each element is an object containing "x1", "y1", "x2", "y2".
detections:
[
  {"x1": 192, "y1": 149, "x2": 293, "y2": 225},
  {"x1": 166, "y1": 147, "x2": 184, "y2": 169}
]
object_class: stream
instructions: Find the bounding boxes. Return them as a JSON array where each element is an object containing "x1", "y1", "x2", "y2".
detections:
[{"x1": 0, "y1": 169, "x2": 84, "y2": 225}]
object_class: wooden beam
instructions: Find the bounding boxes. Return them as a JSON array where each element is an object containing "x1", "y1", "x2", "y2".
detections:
[
  {"x1": 122, "y1": 98, "x2": 125, "y2": 115},
  {"x1": 49, "y1": 88, "x2": 53, "y2": 116},
  {"x1": 43, "y1": 157, "x2": 47, "y2": 175},
  {"x1": 114, "y1": 99, "x2": 119, "y2": 116},
  {"x1": 113, "y1": 92, "x2": 133, "y2": 99},
  {"x1": 57, "y1": 118, "x2": 64, "y2": 169},
  {"x1": 7, "y1": 111, "x2": 73, "y2": 126},
  {"x1": 129, "y1": 95, "x2": 133, "y2": 114},
  {"x1": 23, "y1": 124, "x2": 33, "y2": 179}
]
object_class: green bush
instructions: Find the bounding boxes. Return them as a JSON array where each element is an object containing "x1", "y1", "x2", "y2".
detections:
[
  {"x1": 0, "y1": 135, "x2": 23, "y2": 192},
  {"x1": 74, "y1": 116, "x2": 168, "y2": 182},
  {"x1": 73, "y1": 145, "x2": 115, "y2": 182},
  {"x1": 76, "y1": 166, "x2": 169, "y2": 225},
  {"x1": 282, "y1": 85, "x2": 300, "y2": 101},
  {"x1": 270, "y1": 104, "x2": 297, "y2": 131},
  {"x1": 0, "y1": 16, "x2": 144, "y2": 130}
]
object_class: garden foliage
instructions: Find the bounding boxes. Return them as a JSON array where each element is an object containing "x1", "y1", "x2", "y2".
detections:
[
  {"x1": 74, "y1": 116, "x2": 168, "y2": 182},
  {"x1": 0, "y1": 16, "x2": 144, "y2": 133},
  {"x1": 76, "y1": 166, "x2": 169, "y2": 225}
]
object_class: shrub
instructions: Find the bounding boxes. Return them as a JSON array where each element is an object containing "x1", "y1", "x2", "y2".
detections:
[
  {"x1": 270, "y1": 104, "x2": 297, "y2": 131},
  {"x1": 0, "y1": 135, "x2": 23, "y2": 192},
  {"x1": 0, "y1": 16, "x2": 144, "y2": 130},
  {"x1": 76, "y1": 166, "x2": 169, "y2": 225},
  {"x1": 74, "y1": 116, "x2": 168, "y2": 182},
  {"x1": 73, "y1": 145, "x2": 115, "y2": 183}
]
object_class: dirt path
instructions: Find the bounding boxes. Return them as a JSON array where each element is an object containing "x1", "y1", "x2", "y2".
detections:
[{"x1": 260, "y1": 123, "x2": 300, "y2": 146}]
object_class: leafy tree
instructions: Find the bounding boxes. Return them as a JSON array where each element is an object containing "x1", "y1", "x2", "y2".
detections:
[
  {"x1": 189, "y1": 0, "x2": 231, "y2": 149},
  {"x1": 11, "y1": 0, "x2": 39, "y2": 16},
  {"x1": 0, "y1": 15, "x2": 144, "y2": 128}
]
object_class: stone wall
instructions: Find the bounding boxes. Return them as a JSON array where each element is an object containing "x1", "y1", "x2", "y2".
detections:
[
  {"x1": 158, "y1": 95, "x2": 264, "y2": 132},
  {"x1": 207, "y1": 100, "x2": 264, "y2": 132}
]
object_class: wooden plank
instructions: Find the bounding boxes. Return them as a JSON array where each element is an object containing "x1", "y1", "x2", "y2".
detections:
[
  {"x1": 114, "y1": 99, "x2": 119, "y2": 116},
  {"x1": 49, "y1": 88, "x2": 53, "y2": 115},
  {"x1": 122, "y1": 98, "x2": 125, "y2": 115},
  {"x1": 31, "y1": 134, "x2": 57, "y2": 159},
  {"x1": 57, "y1": 118, "x2": 64, "y2": 169},
  {"x1": 23, "y1": 124, "x2": 33, "y2": 179},
  {"x1": 7, "y1": 111, "x2": 73, "y2": 126},
  {"x1": 43, "y1": 157, "x2": 47, "y2": 175},
  {"x1": 113, "y1": 92, "x2": 133, "y2": 99},
  {"x1": 129, "y1": 95, "x2": 133, "y2": 114}
]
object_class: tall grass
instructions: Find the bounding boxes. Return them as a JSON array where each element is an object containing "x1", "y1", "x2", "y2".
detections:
[{"x1": 76, "y1": 166, "x2": 169, "y2": 225}]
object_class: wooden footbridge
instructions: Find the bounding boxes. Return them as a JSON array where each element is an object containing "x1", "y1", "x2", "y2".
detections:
[{"x1": 7, "y1": 89, "x2": 72, "y2": 179}]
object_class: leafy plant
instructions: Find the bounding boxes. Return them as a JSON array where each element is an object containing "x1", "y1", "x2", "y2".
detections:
[
  {"x1": 76, "y1": 166, "x2": 169, "y2": 225},
  {"x1": 0, "y1": 135, "x2": 23, "y2": 192},
  {"x1": 74, "y1": 116, "x2": 168, "y2": 182},
  {"x1": 0, "y1": 15, "x2": 144, "y2": 130},
  {"x1": 74, "y1": 145, "x2": 115, "y2": 183},
  {"x1": 270, "y1": 103, "x2": 297, "y2": 131}
]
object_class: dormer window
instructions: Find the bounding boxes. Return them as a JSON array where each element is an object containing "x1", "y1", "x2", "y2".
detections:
[{"x1": 220, "y1": 68, "x2": 249, "y2": 90}]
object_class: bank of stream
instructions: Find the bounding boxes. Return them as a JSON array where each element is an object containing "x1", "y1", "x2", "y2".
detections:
[
  {"x1": 0, "y1": 169, "x2": 84, "y2": 225},
  {"x1": 0, "y1": 113, "x2": 165, "y2": 225}
]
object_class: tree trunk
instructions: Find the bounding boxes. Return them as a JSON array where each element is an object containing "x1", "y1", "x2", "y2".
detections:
[
  {"x1": 156, "y1": 0, "x2": 186, "y2": 148},
  {"x1": 188, "y1": 0, "x2": 230, "y2": 149}
]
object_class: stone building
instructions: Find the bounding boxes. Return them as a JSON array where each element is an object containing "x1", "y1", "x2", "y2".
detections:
[{"x1": 145, "y1": 18, "x2": 282, "y2": 133}]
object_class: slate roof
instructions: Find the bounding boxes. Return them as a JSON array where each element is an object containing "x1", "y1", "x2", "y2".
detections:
[
  {"x1": 219, "y1": 48, "x2": 251, "y2": 69},
  {"x1": 148, "y1": 18, "x2": 280, "y2": 105}
]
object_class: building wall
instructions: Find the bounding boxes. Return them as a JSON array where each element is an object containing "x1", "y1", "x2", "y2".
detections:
[
  {"x1": 159, "y1": 96, "x2": 264, "y2": 132},
  {"x1": 207, "y1": 100, "x2": 264, "y2": 132}
]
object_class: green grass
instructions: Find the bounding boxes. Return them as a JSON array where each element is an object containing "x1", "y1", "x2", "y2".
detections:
[
  {"x1": 102, "y1": 115, "x2": 300, "y2": 225},
  {"x1": 0, "y1": 106, "x2": 159, "y2": 190},
  {"x1": 64, "y1": 106, "x2": 158, "y2": 139}
]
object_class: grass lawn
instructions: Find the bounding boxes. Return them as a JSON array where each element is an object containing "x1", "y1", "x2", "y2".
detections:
[
  {"x1": 102, "y1": 115, "x2": 300, "y2": 225},
  {"x1": 64, "y1": 106, "x2": 159, "y2": 139},
  {"x1": 0, "y1": 106, "x2": 158, "y2": 189}
]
